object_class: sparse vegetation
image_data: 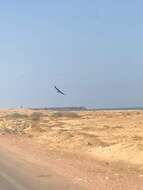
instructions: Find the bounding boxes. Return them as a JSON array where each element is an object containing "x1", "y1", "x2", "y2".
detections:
[
  {"x1": 6, "y1": 112, "x2": 28, "y2": 120},
  {"x1": 113, "y1": 125, "x2": 124, "y2": 129},
  {"x1": 0, "y1": 119, "x2": 30, "y2": 135},
  {"x1": 1, "y1": 109, "x2": 143, "y2": 167},
  {"x1": 132, "y1": 135, "x2": 143, "y2": 141},
  {"x1": 52, "y1": 111, "x2": 79, "y2": 118},
  {"x1": 30, "y1": 112, "x2": 42, "y2": 121}
]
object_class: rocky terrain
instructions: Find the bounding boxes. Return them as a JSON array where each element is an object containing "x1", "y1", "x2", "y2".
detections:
[
  {"x1": 0, "y1": 109, "x2": 143, "y2": 189},
  {"x1": 0, "y1": 109, "x2": 143, "y2": 166}
]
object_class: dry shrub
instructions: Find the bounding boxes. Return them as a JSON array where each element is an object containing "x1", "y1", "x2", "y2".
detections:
[
  {"x1": 30, "y1": 112, "x2": 42, "y2": 121},
  {"x1": 7, "y1": 112, "x2": 28, "y2": 120},
  {"x1": 132, "y1": 135, "x2": 143, "y2": 141}
]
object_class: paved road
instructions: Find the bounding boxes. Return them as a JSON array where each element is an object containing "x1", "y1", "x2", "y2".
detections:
[{"x1": 0, "y1": 148, "x2": 81, "y2": 190}]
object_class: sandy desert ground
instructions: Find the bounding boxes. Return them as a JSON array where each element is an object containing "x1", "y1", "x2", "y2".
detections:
[{"x1": 0, "y1": 109, "x2": 143, "y2": 189}]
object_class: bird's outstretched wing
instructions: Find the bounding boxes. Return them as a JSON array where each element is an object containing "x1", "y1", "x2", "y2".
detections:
[{"x1": 54, "y1": 86, "x2": 65, "y2": 95}]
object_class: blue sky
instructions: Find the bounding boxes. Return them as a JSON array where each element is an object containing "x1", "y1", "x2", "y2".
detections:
[{"x1": 0, "y1": 0, "x2": 142, "y2": 108}]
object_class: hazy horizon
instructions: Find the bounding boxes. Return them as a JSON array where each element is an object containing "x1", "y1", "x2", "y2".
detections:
[{"x1": 0, "y1": 1, "x2": 142, "y2": 108}]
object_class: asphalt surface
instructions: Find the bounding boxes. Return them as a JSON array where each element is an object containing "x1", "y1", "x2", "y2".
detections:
[{"x1": 0, "y1": 148, "x2": 81, "y2": 190}]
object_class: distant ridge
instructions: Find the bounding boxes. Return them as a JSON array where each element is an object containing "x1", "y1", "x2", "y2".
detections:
[
  {"x1": 90, "y1": 107, "x2": 143, "y2": 111},
  {"x1": 31, "y1": 107, "x2": 87, "y2": 111},
  {"x1": 29, "y1": 106, "x2": 143, "y2": 111}
]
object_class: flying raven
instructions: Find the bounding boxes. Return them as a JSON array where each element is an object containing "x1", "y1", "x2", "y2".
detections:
[{"x1": 54, "y1": 86, "x2": 65, "y2": 95}]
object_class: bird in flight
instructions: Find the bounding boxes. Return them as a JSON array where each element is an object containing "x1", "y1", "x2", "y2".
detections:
[{"x1": 54, "y1": 86, "x2": 65, "y2": 95}]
